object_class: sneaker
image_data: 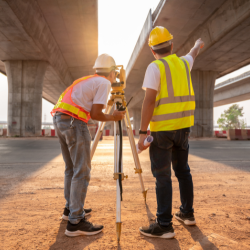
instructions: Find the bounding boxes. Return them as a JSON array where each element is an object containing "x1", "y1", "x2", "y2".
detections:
[
  {"x1": 62, "y1": 207, "x2": 92, "y2": 221},
  {"x1": 139, "y1": 221, "x2": 175, "y2": 239},
  {"x1": 175, "y1": 211, "x2": 196, "y2": 225},
  {"x1": 65, "y1": 218, "x2": 103, "y2": 237}
]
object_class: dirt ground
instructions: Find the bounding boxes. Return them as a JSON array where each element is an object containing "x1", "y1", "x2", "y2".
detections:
[{"x1": 1, "y1": 137, "x2": 250, "y2": 250}]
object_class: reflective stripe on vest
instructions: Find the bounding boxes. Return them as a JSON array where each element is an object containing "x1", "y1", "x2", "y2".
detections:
[
  {"x1": 150, "y1": 54, "x2": 195, "y2": 131},
  {"x1": 54, "y1": 101, "x2": 88, "y2": 120}
]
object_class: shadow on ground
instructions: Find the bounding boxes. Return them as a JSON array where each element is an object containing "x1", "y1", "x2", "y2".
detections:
[
  {"x1": 49, "y1": 217, "x2": 104, "y2": 250},
  {"x1": 183, "y1": 224, "x2": 219, "y2": 250},
  {"x1": 0, "y1": 138, "x2": 62, "y2": 202}
]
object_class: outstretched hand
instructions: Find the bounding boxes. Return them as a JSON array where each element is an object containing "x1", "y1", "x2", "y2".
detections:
[{"x1": 195, "y1": 38, "x2": 205, "y2": 49}]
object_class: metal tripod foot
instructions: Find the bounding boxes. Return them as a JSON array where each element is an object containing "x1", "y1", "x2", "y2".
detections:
[
  {"x1": 116, "y1": 222, "x2": 122, "y2": 243},
  {"x1": 142, "y1": 189, "x2": 148, "y2": 203}
]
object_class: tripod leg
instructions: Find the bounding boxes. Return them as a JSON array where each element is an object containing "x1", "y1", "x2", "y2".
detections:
[
  {"x1": 90, "y1": 105, "x2": 112, "y2": 160},
  {"x1": 124, "y1": 109, "x2": 148, "y2": 203},
  {"x1": 114, "y1": 107, "x2": 122, "y2": 242},
  {"x1": 115, "y1": 131, "x2": 122, "y2": 242}
]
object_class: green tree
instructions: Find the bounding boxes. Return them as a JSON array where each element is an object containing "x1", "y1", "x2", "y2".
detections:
[
  {"x1": 240, "y1": 119, "x2": 247, "y2": 129},
  {"x1": 217, "y1": 104, "x2": 246, "y2": 130}
]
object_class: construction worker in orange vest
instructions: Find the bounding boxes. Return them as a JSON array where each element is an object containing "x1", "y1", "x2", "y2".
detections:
[
  {"x1": 51, "y1": 54, "x2": 125, "y2": 237},
  {"x1": 138, "y1": 26, "x2": 204, "y2": 238}
]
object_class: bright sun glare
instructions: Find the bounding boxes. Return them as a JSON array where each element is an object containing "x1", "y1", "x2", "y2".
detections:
[{"x1": 98, "y1": 0, "x2": 160, "y2": 67}]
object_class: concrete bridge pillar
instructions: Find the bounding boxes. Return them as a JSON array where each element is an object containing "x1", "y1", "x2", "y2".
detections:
[
  {"x1": 130, "y1": 108, "x2": 141, "y2": 136},
  {"x1": 4, "y1": 60, "x2": 48, "y2": 137},
  {"x1": 191, "y1": 70, "x2": 217, "y2": 137}
]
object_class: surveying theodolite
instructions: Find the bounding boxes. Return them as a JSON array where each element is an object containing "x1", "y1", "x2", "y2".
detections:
[{"x1": 90, "y1": 65, "x2": 147, "y2": 243}]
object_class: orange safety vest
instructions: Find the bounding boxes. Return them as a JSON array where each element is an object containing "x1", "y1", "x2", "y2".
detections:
[{"x1": 51, "y1": 75, "x2": 103, "y2": 123}]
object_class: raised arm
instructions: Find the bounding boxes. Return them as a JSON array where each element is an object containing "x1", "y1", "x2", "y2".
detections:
[{"x1": 188, "y1": 38, "x2": 205, "y2": 60}]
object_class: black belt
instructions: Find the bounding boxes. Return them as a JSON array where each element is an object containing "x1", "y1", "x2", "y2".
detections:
[
  {"x1": 55, "y1": 112, "x2": 72, "y2": 120},
  {"x1": 55, "y1": 112, "x2": 70, "y2": 116}
]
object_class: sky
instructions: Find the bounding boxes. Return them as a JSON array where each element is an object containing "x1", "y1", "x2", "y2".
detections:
[{"x1": 0, "y1": 0, "x2": 250, "y2": 126}]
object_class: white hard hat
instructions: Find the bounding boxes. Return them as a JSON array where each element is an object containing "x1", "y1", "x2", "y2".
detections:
[{"x1": 93, "y1": 54, "x2": 116, "y2": 73}]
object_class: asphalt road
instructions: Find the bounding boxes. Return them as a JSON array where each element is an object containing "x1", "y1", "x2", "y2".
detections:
[
  {"x1": 0, "y1": 137, "x2": 250, "y2": 197},
  {"x1": 0, "y1": 137, "x2": 250, "y2": 164},
  {"x1": 1, "y1": 137, "x2": 250, "y2": 199}
]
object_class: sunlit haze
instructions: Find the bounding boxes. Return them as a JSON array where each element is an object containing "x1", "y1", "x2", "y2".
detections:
[
  {"x1": 0, "y1": 0, "x2": 250, "y2": 126},
  {"x1": 98, "y1": 0, "x2": 160, "y2": 68}
]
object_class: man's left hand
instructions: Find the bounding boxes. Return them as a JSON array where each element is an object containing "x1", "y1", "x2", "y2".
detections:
[{"x1": 138, "y1": 134, "x2": 149, "y2": 151}]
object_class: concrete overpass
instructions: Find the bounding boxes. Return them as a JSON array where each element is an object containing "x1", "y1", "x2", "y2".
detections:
[
  {"x1": 0, "y1": 0, "x2": 97, "y2": 136},
  {"x1": 125, "y1": 0, "x2": 250, "y2": 137},
  {"x1": 214, "y1": 70, "x2": 250, "y2": 107}
]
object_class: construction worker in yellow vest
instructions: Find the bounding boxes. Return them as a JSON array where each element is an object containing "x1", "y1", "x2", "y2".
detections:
[
  {"x1": 51, "y1": 54, "x2": 125, "y2": 237},
  {"x1": 138, "y1": 26, "x2": 204, "y2": 239}
]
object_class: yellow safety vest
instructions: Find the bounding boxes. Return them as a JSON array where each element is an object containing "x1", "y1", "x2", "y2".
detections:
[{"x1": 150, "y1": 54, "x2": 195, "y2": 131}]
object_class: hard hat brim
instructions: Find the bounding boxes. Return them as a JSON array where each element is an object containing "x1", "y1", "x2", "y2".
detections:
[
  {"x1": 95, "y1": 66, "x2": 116, "y2": 73},
  {"x1": 151, "y1": 40, "x2": 172, "y2": 50},
  {"x1": 148, "y1": 34, "x2": 173, "y2": 47}
]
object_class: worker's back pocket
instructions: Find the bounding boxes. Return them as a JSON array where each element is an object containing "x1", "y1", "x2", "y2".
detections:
[{"x1": 57, "y1": 119, "x2": 76, "y2": 147}]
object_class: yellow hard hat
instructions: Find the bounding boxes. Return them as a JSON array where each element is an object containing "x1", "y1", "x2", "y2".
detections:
[{"x1": 148, "y1": 26, "x2": 173, "y2": 47}]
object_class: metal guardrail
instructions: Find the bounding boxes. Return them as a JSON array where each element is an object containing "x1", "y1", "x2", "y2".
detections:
[
  {"x1": 1, "y1": 122, "x2": 249, "y2": 130},
  {"x1": 214, "y1": 125, "x2": 250, "y2": 129},
  {"x1": 0, "y1": 121, "x2": 53, "y2": 125},
  {"x1": 0, "y1": 121, "x2": 54, "y2": 129}
]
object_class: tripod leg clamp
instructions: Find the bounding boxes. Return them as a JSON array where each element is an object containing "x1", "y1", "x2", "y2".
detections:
[
  {"x1": 134, "y1": 168, "x2": 142, "y2": 174},
  {"x1": 114, "y1": 173, "x2": 128, "y2": 180}
]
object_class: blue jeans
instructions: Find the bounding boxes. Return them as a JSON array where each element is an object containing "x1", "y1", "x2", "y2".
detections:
[
  {"x1": 53, "y1": 114, "x2": 91, "y2": 224},
  {"x1": 150, "y1": 127, "x2": 194, "y2": 226}
]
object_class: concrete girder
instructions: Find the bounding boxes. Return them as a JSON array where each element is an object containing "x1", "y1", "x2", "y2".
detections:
[
  {"x1": 176, "y1": 0, "x2": 250, "y2": 75},
  {"x1": 0, "y1": 61, "x2": 5, "y2": 75},
  {"x1": 214, "y1": 71, "x2": 250, "y2": 106},
  {"x1": 0, "y1": 0, "x2": 98, "y2": 104},
  {"x1": 5, "y1": 60, "x2": 48, "y2": 137},
  {"x1": 214, "y1": 92, "x2": 250, "y2": 107},
  {"x1": 3, "y1": 0, "x2": 73, "y2": 88}
]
